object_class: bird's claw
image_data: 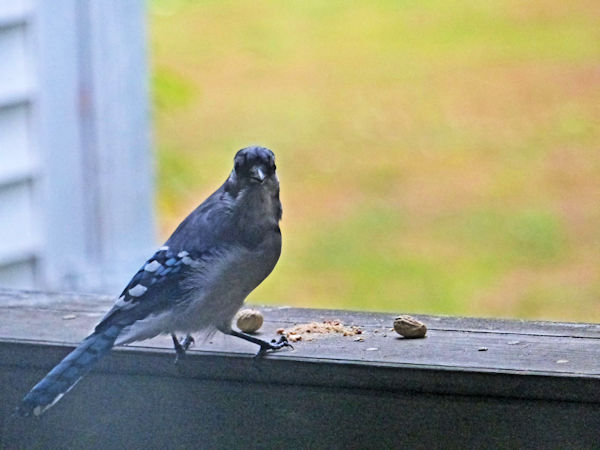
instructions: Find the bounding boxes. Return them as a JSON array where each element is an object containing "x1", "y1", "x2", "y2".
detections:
[
  {"x1": 181, "y1": 335, "x2": 195, "y2": 350},
  {"x1": 256, "y1": 335, "x2": 293, "y2": 356},
  {"x1": 172, "y1": 334, "x2": 195, "y2": 364}
]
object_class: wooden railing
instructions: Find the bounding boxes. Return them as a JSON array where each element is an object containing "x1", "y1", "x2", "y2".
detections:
[{"x1": 1, "y1": 288, "x2": 599, "y2": 448}]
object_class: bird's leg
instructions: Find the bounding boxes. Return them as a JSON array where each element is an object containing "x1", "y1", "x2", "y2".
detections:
[
  {"x1": 227, "y1": 329, "x2": 292, "y2": 356},
  {"x1": 171, "y1": 333, "x2": 185, "y2": 363},
  {"x1": 171, "y1": 333, "x2": 195, "y2": 364}
]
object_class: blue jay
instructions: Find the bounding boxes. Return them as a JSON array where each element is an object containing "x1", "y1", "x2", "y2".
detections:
[{"x1": 16, "y1": 146, "x2": 289, "y2": 417}]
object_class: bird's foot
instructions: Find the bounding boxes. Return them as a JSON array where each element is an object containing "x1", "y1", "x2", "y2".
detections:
[
  {"x1": 227, "y1": 329, "x2": 293, "y2": 356},
  {"x1": 256, "y1": 335, "x2": 293, "y2": 357},
  {"x1": 181, "y1": 334, "x2": 195, "y2": 351},
  {"x1": 171, "y1": 334, "x2": 195, "y2": 364}
]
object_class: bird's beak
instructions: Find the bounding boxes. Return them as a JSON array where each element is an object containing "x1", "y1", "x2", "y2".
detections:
[{"x1": 250, "y1": 167, "x2": 266, "y2": 183}]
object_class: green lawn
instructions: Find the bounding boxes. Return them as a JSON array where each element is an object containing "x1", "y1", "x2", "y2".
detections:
[{"x1": 149, "y1": 0, "x2": 600, "y2": 321}]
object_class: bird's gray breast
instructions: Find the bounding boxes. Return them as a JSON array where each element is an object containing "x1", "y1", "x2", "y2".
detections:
[{"x1": 177, "y1": 229, "x2": 281, "y2": 332}]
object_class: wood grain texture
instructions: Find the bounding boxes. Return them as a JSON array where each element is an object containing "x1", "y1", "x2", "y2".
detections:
[
  {"x1": 1, "y1": 288, "x2": 599, "y2": 448},
  {"x1": 1, "y1": 288, "x2": 598, "y2": 395}
]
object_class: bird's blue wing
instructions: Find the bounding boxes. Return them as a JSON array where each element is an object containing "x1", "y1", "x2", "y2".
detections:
[{"x1": 95, "y1": 245, "x2": 210, "y2": 333}]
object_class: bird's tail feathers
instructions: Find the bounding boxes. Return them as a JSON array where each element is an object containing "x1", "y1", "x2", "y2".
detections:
[{"x1": 15, "y1": 324, "x2": 122, "y2": 417}]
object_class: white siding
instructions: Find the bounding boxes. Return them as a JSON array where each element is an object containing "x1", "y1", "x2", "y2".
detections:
[
  {"x1": 0, "y1": 24, "x2": 32, "y2": 93},
  {"x1": 0, "y1": 0, "x2": 39, "y2": 288},
  {"x1": 0, "y1": 104, "x2": 34, "y2": 184},
  {"x1": 0, "y1": 0, "x2": 155, "y2": 294},
  {"x1": 0, "y1": 181, "x2": 38, "y2": 265},
  {"x1": 0, "y1": 0, "x2": 32, "y2": 22}
]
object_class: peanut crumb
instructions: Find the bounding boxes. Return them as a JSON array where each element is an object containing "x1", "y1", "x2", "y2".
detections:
[{"x1": 276, "y1": 320, "x2": 363, "y2": 342}]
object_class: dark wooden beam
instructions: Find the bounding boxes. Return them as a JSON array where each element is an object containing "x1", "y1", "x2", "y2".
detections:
[{"x1": 1, "y1": 288, "x2": 599, "y2": 448}]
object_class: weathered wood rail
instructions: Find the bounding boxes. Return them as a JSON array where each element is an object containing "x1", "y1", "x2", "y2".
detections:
[{"x1": 1, "y1": 288, "x2": 599, "y2": 448}]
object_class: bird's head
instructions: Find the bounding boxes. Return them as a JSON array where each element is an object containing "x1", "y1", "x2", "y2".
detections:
[
  {"x1": 228, "y1": 146, "x2": 279, "y2": 194},
  {"x1": 224, "y1": 145, "x2": 282, "y2": 224}
]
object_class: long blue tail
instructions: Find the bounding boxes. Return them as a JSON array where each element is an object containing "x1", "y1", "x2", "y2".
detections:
[{"x1": 16, "y1": 324, "x2": 122, "y2": 417}]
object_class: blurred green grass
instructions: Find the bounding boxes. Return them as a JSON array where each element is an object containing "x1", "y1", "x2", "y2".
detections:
[{"x1": 149, "y1": 0, "x2": 600, "y2": 321}]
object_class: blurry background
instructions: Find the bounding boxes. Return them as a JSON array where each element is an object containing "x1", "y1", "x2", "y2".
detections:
[
  {"x1": 0, "y1": 1, "x2": 597, "y2": 322},
  {"x1": 150, "y1": 0, "x2": 599, "y2": 321}
]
